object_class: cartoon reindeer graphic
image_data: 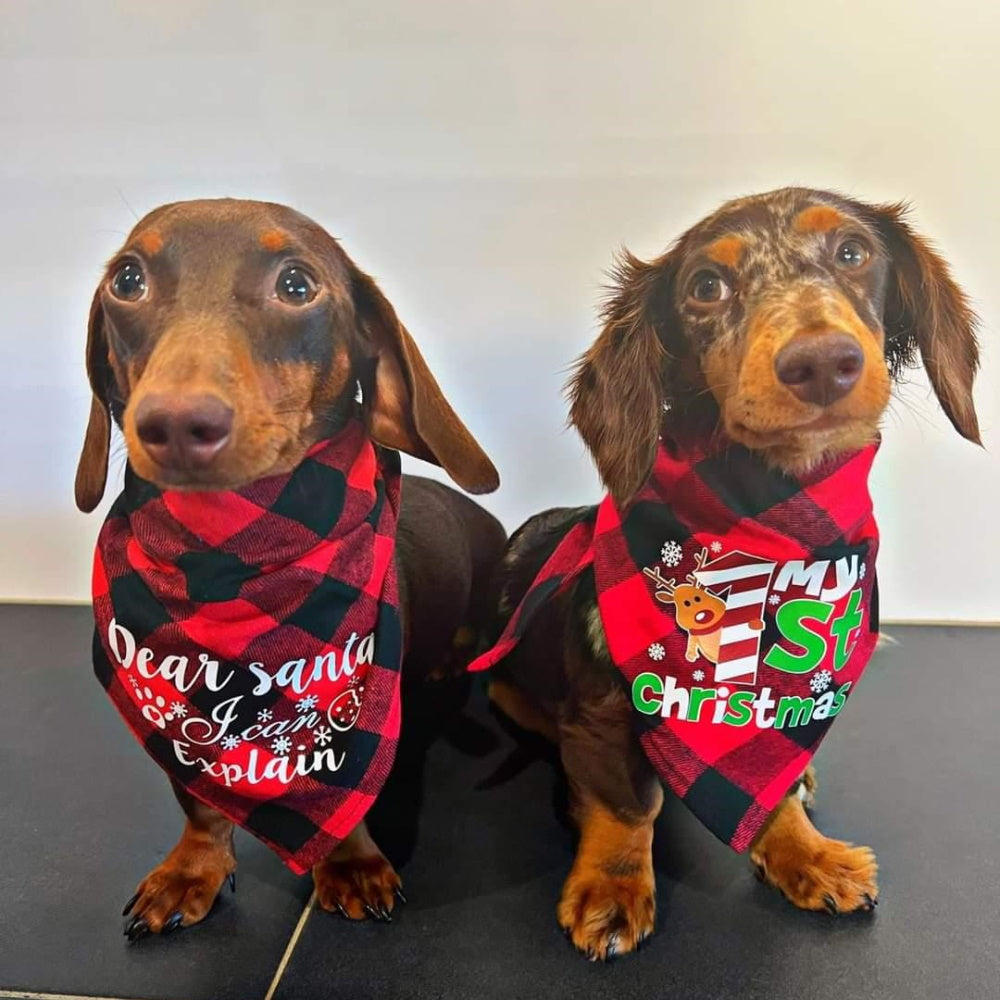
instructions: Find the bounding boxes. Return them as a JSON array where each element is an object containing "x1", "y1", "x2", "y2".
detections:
[{"x1": 644, "y1": 548, "x2": 764, "y2": 665}]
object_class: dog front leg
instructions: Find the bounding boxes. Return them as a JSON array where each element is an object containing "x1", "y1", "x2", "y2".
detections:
[
  {"x1": 313, "y1": 818, "x2": 404, "y2": 921},
  {"x1": 122, "y1": 780, "x2": 236, "y2": 940},
  {"x1": 750, "y1": 774, "x2": 877, "y2": 915},
  {"x1": 556, "y1": 686, "x2": 663, "y2": 961}
]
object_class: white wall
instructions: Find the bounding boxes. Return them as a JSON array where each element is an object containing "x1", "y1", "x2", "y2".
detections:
[{"x1": 1, "y1": 0, "x2": 997, "y2": 619}]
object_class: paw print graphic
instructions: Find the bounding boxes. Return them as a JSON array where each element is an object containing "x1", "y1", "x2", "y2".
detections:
[{"x1": 132, "y1": 685, "x2": 185, "y2": 729}]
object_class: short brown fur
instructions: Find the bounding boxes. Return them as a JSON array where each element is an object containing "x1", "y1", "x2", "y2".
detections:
[{"x1": 81, "y1": 199, "x2": 507, "y2": 938}]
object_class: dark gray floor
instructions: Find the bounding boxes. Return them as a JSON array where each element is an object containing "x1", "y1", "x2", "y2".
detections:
[{"x1": 1, "y1": 606, "x2": 998, "y2": 1000}]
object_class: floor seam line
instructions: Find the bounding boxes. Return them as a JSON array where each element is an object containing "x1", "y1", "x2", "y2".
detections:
[{"x1": 262, "y1": 890, "x2": 316, "y2": 1000}]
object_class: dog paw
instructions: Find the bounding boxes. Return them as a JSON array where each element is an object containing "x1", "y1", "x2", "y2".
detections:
[
  {"x1": 557, "y1": 870, "x2": 656, "y2": 961},
  {"x1": 121, "y1": 850, "x2": 235, "y2": 940},
  {"x1": 313, "y1": 851, "x2": 403, "y2": 922},
  {"x1": 752, "y1": 836, "x2": 878, "y2": 914}
]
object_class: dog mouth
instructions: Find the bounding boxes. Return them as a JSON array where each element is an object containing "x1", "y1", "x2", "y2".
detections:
[{"x1": 693, "y1": 609, "x2": 715, "y2": 625}]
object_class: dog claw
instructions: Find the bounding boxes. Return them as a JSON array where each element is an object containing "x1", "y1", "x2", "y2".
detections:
[
  {"x1": 122, "y1": 892, "x2": 140, "y2": 917},
  {"x1": 125, "y1": 916, "x2": 149, "y2": 942},
  {"x1": 377, "y1": 904, "x2": 393, "y2": 922},
  {"x1": 363, "y1": 903, "x2": 379, "y2": 921},
  {"x1": 162, "y1": 912, "x2": 183, "y2": 936},
  {"x1": 864, "y1": 893, "x2": 878, "y2": 910},
  {"x1": 228, "y1": 872, "x2": 236, "y2": 893},
  {"x1": 753, "y1": 863, "x2": 767, "y2": 883},
  {"x1": 334, "y1": 902, "x2": 349, "y2": 919},
  {"x1": 394, "y1": 887, "x2": 407, "y2": 905},
  {"x1": 823, "y1": 895, "x2": 838, "y2": 915}
]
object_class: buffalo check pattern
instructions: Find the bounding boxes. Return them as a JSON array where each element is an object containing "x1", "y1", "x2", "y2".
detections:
[
  {"x1": 92, "y1": 421, "x2": 403, "y2": 874},
  {"x1": 470, "y1": 437, "x2": 880, "y2": 852}
]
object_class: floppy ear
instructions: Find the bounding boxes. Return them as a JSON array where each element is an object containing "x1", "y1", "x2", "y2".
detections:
[
  {"x1": 871, "y1": 203, "x2": 981, "y2": 444},
  {"x1": 568, "y1": 250, "x2": 677, "y2": 508},
  {"x1": 74, "y1": 288, "x2": 112, "y2": 512},
  {"x1": 350, "y1": 265, "x2": 500, "y2": 494}
]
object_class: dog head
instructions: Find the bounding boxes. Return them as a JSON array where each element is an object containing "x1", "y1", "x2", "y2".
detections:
[
  {"x1": 75, "y1": 199, "x2": 498, "y2": 510},
  {"x1": 569, "y1": 187, "x2": 980, "y2": 505}
]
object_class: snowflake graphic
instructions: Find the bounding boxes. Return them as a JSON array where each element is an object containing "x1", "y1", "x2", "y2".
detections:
[
  {"x1": 692, "y1": 669, "x2": 705, "y2": 682},
  {"x1": 647, "y1": 642, "x2": 666, "y2": 661},
  {"x1": 768, "y1": 593, "x2": 782, "y2": 606},
  {"x1": 128, "y1": 675, "x2": 140, "y2": 689},
  {"x1": 859, "y1": 563, "x2": 867, "y2": 580},
  {"x1": 169, "y1": 702, "x2": 187, "y2": 718},
  {"x1": 257, "y1": 708, "x2": 273, "y2": 723},
  {"x1": 710, "y1": 541, "x2": 723, "y2": 554},
  {"x1": 348, "y1": 674, "x2": 365, "y2": 690},
  {"x1": 314, "y1": 725, "x2": 333, "y2": 747},
  {"x1": 810, "y1": 670, "x2": 833, "y2": 694},
  {"x1": 296, "y1": 695, "x2": 318, "y2": 713},
  {"x1": 661, "y1": 540, "x2": 683, "y2": 567},
  {"x1": 220, "y1": 735, "x2": 241, "y2": 752},
  {"x1": 271, "y1": 735, "x2": 292, "y2": 755}
]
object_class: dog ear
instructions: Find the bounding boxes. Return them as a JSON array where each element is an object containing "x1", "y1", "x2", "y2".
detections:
[
  {"x1": 350, "y1": 265, "x2": 500, "y2": 494},
  {"x1": 568, "y1": 250, "x2": 679, "y2": 507},
  {"x1": 871, "y1": 203, "x2": 981, "y2": 444},
  {"x1": 75, "y1": 288, "x2": 112, "y2": 512}
]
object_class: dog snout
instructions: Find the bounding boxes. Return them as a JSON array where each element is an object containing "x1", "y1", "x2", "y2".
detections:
[
  {"x1": 134, "y1": 393, "x2": 234, "y2": 471},
  {"x1": 774, "y1": 332, "x2": 864, "y2": 406}
]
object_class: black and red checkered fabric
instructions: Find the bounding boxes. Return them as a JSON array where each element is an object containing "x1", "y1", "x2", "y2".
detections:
[
  {"x1": 471, "y1": 437, "x2": 880, "y2": 852},
  {"x1": 92, "y1": 421, "x2": 403, "y2": 874}
]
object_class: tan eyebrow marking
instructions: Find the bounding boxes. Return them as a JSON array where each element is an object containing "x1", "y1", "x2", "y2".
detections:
[
  {"x1": 260, "y1": 229, "x2": 289, "y2": 251},
  {"x1": 794, "y1": 205, "x2": 846, "y2": 234},
  {"x1": 137, "y1": 230, "x2": 164, "y2": 255},
  {"x1": 706, "y1": 235, "x2": 745, "y2": 268}
]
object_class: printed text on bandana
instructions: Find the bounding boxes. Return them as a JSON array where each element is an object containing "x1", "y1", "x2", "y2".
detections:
[
  {"x1": 107, "y1": 619, "x2": 375, "y2": 788},
  {"x1": 633, "y1": 545, "x2": 867, "y2": 728}
]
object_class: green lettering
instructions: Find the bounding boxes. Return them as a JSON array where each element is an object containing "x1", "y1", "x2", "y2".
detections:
[
  {"x1": 830, "y1": 588, "x2": 864, "y2": 670},
  {"x1": 775, "y1": 695, "x2": 816, "y2": 728},
  {"x1": 687, "y1": 687, "x2": 716, "y2": 722},
  {"x1": 830, "y1": 681, "x2": 853, "y2": 717},
  {"x1": 632, "y1": 672, "x2": 664, "y2": 715},
  {"x1": 764, "y1": 599, "x2": 834, "y2": 674},
  {"x1": 723, "y1": 691, "x2": 755, "y2": 726}
]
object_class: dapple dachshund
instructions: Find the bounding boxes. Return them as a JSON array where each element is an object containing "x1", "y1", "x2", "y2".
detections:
[{"x1": 484, "y1": 188, "x2": 980, "y2": 960}]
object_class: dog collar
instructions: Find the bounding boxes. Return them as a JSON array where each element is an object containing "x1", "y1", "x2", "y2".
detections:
[{"x1": 91, "y1": 421, "x2": 403, "y2": 874}]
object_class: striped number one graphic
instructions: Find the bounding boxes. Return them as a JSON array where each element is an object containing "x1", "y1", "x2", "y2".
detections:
[{"x1": 693, "y1": 551, "x2": 777, "y2": 686}]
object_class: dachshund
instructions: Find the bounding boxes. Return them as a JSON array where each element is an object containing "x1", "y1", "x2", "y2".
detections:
[
  {"x1": 75, "y1": 199, "x2": 506, "y2": 938},
  {"x1": 483, "y1": 188, "x2": 980, "y2": 960}
]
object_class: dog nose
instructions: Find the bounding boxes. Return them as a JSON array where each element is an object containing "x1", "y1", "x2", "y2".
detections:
[
  {"x1": 774, "y1": 332, "x2": 864, "y2": 406},
  {"x1": 134, "y1": 393, "x2": 233, "y2": 470}
]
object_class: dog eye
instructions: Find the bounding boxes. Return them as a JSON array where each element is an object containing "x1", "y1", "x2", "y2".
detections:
[
  {"x1": 109, "y1": 261, "x2": 147, "y2": 302},
  {"x1": 835, "y1": 239, "x2": 870, "y2": 269},
  {"x1": 276, "y1": 265, "x2": 318, "y2": 305},
  {"x1": 688, "y1": 270, "x2": 731, "y2": 304}
]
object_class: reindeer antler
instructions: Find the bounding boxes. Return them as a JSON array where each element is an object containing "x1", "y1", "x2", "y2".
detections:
[
  {"x1": 643, "y1": 566, "x2": 677, "y2": 596},
  {"x1": 687, "y1": 546, "x2": 710, "y2": 586}
]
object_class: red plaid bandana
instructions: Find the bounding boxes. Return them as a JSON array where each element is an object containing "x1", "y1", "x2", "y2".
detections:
[
  {"x1": 471, "y1": 438, "x2": 880, "y2": 852},
  {"x1": 92, "y1": 421, "x2": 402, "y2": 874}
]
